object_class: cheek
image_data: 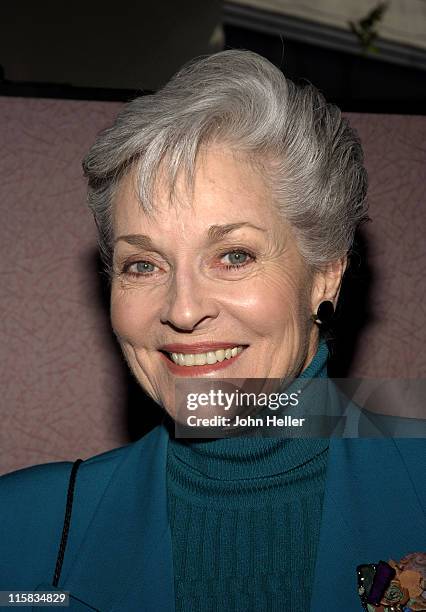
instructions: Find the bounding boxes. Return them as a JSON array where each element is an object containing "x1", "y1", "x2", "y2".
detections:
[
  {"x1": 231, "y1": 269, "x2": 311, "y2": 334},
  {"x1": 110, "y1": 289, "x2": 152, "y2": 345}
]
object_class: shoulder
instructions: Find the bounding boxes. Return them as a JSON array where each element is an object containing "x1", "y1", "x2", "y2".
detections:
[
  {"x1": 0, "y1": 442, "x2": 128, "y2": 501},
  {"x1": 333, "y1": 437, "x2": 426, "y2": 471},
  {"x1": 331, "y1": 438, "x2": 426, "y2": 510},
  {"x1": 0, "y1": 424, "x2": 164, "y2": 492}
]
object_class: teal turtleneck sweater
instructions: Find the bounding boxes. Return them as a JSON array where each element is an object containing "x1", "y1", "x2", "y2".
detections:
[{"x1": 166, "y1": 342, "x2": 329, "y2": 612}]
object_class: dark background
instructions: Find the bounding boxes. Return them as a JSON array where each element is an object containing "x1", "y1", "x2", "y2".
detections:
[{"x1": 1, "y1": 1, "x2": 424, "y2": 112}]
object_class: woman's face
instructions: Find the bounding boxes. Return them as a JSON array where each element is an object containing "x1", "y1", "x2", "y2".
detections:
[{"x1": 111, "y1": 146, "x2": 323, "y2": 418}]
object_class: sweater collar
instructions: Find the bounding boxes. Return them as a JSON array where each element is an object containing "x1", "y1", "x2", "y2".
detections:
[{"x1": 300, "y1": 339, "x2": 328, "y2": 379}]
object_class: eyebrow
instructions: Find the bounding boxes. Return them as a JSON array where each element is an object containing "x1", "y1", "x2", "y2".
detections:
[
  {"x1": 114, "y1": 222, "x2": 266, "y2": 249},
  {"x1": 114, "y1": 234, "x2": 154, "y2": 249},
  {"x1": 206, "y1": 222, "x2": 266, "y2": 242}
]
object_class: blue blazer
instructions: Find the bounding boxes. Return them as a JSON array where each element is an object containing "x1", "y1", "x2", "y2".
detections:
[{"x1": 1, "y1": 425, "x2": 425, "y2": 611}]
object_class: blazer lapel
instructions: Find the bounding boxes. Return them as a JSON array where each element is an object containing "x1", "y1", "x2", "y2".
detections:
[
  {"x1": 58, "y1": 425, "x2": 175, "y2": 612},
  {"x1": 310, "y1": 438, "x2": 426, "y2": 611}
]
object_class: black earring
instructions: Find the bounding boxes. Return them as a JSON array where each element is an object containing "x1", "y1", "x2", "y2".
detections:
[{"x1": 312, "y1": 300, "x2": 334, "y2": 325}]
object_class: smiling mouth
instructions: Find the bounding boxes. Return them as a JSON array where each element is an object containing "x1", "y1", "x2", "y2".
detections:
[{"x1": 161, "y1": 345, "x2": 245, "y2": 367}]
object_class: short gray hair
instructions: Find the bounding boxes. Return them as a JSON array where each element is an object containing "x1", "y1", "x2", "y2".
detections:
[{"x1": 83, "y1": 49, "x2": 368, "y2": 279}]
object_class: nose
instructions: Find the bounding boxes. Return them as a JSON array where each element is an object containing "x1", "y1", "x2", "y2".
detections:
[{"x1": 160, "y1": 269, "x2": 220, "y2": 331}]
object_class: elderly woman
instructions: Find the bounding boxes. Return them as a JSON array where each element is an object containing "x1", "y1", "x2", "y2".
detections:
[{"x1": 1, "y1": 51, "x2": 425, "y2": 612}]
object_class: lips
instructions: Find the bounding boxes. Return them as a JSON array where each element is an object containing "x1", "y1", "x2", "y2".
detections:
[{"x1": 160, "y1": 342, "x2": 243, "y2": 353}]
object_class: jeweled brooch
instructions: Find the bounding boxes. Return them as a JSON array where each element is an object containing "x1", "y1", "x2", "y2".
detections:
[{"x1": 357, "y1": 552, "x2": 426, "y2": 611}]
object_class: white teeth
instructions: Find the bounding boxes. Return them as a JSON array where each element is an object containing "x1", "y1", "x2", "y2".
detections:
[
  {"x1": 167, "y1": 346, "x2": 244, "y2": 366},
  {"x1": 194, "y1": 353, "x2": 207, "y2": 366},
  {"x1": 184, "y1": 354, "x2": 195, "y2": 366},
  {"x1": 206, "y1": 351, "x2": 217, "y2": 364}
]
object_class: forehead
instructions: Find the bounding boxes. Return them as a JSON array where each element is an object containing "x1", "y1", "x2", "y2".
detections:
[{"x1": 112, "y1": 146, "x2": 280, "y2": 236}]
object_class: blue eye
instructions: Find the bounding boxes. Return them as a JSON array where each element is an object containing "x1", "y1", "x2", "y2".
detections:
[
  {"x1": 136, "y1": 261, "x2": 156, "y2": 273},
  {"x1": 221, "y1": 250, "x2": 254, "y2": 269},
  {"x1": 124, "y1": 260, "x2": 157, "y2": 276}
]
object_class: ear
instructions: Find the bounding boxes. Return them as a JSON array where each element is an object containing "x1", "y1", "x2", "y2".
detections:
[{"x1": 310, "y1": 256, "x2": 347, "y2": 314}]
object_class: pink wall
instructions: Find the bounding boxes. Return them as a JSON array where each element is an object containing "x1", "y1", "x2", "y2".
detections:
[
  {"x1": 1, "y1": 98, "x2": 425, "y2": 474},
  {"x1": 342, "y1": 113, "x2": 425, "y2": 377}
]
